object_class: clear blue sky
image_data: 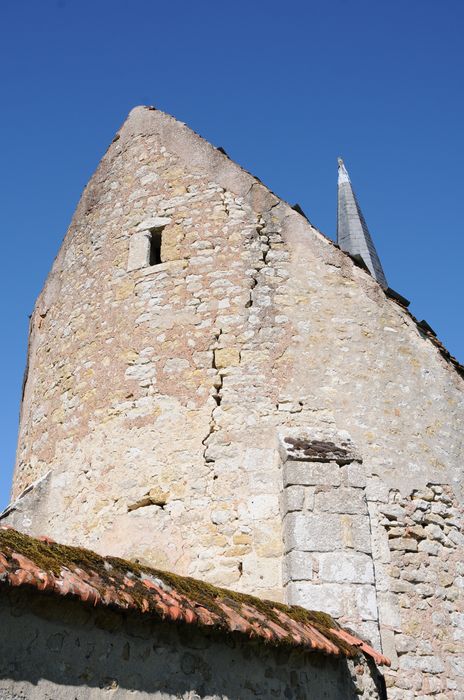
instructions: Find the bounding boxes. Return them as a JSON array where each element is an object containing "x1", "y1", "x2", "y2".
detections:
[{"x1": 1, "y1": 0, "x2": 463, "y2": 509}]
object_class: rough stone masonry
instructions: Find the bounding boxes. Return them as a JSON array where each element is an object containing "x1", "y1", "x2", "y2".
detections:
[{"x1": 2, "y1": 106, "x2": 463, "y2": 698}]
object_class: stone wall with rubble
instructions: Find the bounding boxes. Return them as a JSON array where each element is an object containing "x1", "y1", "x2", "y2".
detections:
[
  {"x1": 368, "y1": 483, "x2": 464, "y2": 698},
  {"x1": 4, "y1": 106, "x2": 464, "y2": 696},
  {"x1": 0, "y1": 588, "x2": 385, "y2": 700}
]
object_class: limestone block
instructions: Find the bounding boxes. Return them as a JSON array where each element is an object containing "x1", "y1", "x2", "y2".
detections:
[
  {"x1": 0, "y1": 470, "x2": 52, "y2": 536},
  {"x1": 233, "y1": 533, "x2": 251, "y2": 545},
  {"x1": 367, "y1": 504, "x2": 391, "y2": 565},
  {"x1": 314, "y1": 487, "x2": 368, "y2": 515},
  {"x1": 284, "y1": 461, "x2": 341, "y2": 487},
  {"x1": 136, "y1": 216, "x2": 172, "y2": 231},
  {"x1": 127, "y1": 231, "x2": 150, "y2": 271},
  {"x1": 304, "y1": 488, "x2": 315, "y2": 510},
  {"x1": 248, "y1": 494, "x2": 280, "y2": 520},
  {"x1": 283, "y1": 513, "x2": 342, "y2": 552},
  {"x1": 214, "y1": 348, "x2": 240, "y2": 368},
  {"x1": 389, "y1": 537, "x2": 418, "y2": 552},
  {"x1": 346, "y1": 463, "x2": 366, "y2": 488},
  {"x1": 399, "y1": 655, "x2": 445, "y2": 674},
  {"x1": 354, "y1": 585, "x2": 378, "y2": 621},
  {"x1": 451, "y1": 612, "x2": 464, "y2": 630},
  {"x1": 161, "y1": 224, "x2": 184, "y2": 261},
  {"x1": 124, "y1": 364, "x2": 155, "y2": 385},
  {"x1": 356, "y1": 621, "x2": 382, "y2": 653},
  {"x1": 243, "y1": 448, "x2": 275, "y2": 472},
  {"x1": 317, "y1": 552, "x2": 374, "y2": 584},
  {"x1": 283, "y1": 551, "x2": 313, "y2": 584},
  {"x1": 281, "y1": 485, "x2": 305, "y2": 512},
  {"x1": 211, "y1": 508, "x2": 235, "y2": 525},
  {"x1": 163, "y1": 358, "x2": 190, "y2": 374},
  {"x1": 449, "y1": 654, "x2": 464, "y2": 680},
  {"x1": 204, "y1": 441, "x2": 240, "y2": 463},
  {"x1": 286, "y1": 581, "x2": 345, "y2": 617},
  {"x1": 379, "y1": 504, "x2": 406, "y2": 522},
  {"x1": 340, "y1": 515, "x2": 372, "y2": 554},
  {"x1": 365, "y1": 476, "x2": 389, "y2": 503},
  {"x1": 394, "y1": 634, "x2": 416, "y2": 653},
  {"x1": 377, "y1": 592, "x2": 401, "y2": 628},
  {"x1": 380, "y1": 628, "x2": 399, "y2": 670}
]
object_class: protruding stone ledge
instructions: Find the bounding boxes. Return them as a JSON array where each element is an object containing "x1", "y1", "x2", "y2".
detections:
[
  {"x1": 278, "y1": 427, "x2": 361, "y2": 465},
  {"x1": 135, "y1": 259, "x2": 188, "y2": 277},
  {"x1": 136, "y1": 216, "x2": 172, "y2": 232}
]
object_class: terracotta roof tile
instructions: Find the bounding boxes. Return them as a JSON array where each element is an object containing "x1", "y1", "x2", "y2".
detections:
[{"x1": 0, "y1": 526, "x2": 389, "y2": 666}]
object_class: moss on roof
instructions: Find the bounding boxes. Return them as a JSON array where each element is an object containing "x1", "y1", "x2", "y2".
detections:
[{"x1": 0, "y1": 527, "x2": 389, "y2": 666}]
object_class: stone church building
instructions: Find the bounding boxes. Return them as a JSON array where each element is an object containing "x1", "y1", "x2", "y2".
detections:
[{"x1": 0, "y1": 106, "x2": 462, "y2": 698}]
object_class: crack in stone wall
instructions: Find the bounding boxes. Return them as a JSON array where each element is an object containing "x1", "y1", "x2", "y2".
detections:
[{"x1": 203, "y1": 329, "x2": 223, "y2": 465}]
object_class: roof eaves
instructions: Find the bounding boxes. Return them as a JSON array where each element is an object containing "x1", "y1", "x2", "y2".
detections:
[{"x1": 0, "y1": 526, "x2": 389, "y2": 667}]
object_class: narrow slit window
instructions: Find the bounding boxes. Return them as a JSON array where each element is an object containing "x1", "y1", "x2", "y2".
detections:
[{"x1": 149, "y1": 229, "x2": 162, "y2": 265}]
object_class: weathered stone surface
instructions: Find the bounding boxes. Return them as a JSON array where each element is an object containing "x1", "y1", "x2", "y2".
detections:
[
  {"x1": 317, "y1": 552, "x2": 374, "y2": 584},
  {"x1": 389, "y1": 537, "x2": 418, "y2": 552},
  {"x1": 283, "y1": 461, "x2": 341, "y2": 487},
  {"x1": 279, "y1": 428, "x2": 361, "y2": 464},
  {"x1": 3, "y1": 105, "x2": 464, "y2": 697},
  {"x1": 284, "y1": 513, "x2": 343, "y2": 552},
  {"x1": 281, "y1": 485, "x2": 305, "y2": 512},
  {"x1": 286, "y1": 581, "x2": 346, "y2": 617},
  {"x1": 354, "y1": 585, "x2": 378, "y2": 621},
  {"x1": 282, "y1": 550, "x2": 313, "y2": 584},
  {"x1": 136, "y1": 216, "x2": 172, "y2": 231},
  {"x1": 375, "y1": 484, "x2": 464, "y2": 696},
  {"x1": 399, "y1": 655, "x2": 445, "y2": 674},
  {"x1": 127, "y1": 231, "x2": 151, "y2": 271},
  {"x1": 347, "y1": 462, "x2": 367, "y2": 488},
  {"x1": 214, "y1": 347, "x2": 240, "y2": 368},
  {"x1": 314, "y1": 487, "x2": 368, "y2": 514},
  {"x1": 281, "y1": 446, "x2": 378, "y2": 632}
]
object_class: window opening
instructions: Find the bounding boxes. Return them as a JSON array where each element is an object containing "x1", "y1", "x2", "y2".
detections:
[{"x1": 149, "y1": 229, "x2": 162, "y2": 266}]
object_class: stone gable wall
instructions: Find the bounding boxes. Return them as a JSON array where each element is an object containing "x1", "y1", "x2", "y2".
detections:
[{"x1": 4, "y1": 107, "x2": 464, "y2": 696}]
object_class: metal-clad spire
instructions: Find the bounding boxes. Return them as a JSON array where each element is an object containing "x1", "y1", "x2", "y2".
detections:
[{"x1": 337, "y1": 158, "x2": 388, "y2": 289}]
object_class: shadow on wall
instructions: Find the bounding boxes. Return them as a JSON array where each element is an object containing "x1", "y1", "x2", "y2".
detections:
[{"x1": 0, "y1": 589, "x2": 385, "y2": 700}]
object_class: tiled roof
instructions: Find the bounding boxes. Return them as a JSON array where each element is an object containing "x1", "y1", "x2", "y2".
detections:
[{"x1": 0, "y1": 526, "x2": 389, "y2": 666}]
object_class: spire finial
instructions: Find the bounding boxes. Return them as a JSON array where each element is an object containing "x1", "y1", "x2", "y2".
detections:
[
  {"x1": 337, "y1": 156, "x2": 350, "y2": 185},
  {"x1": 337, "y1": 159, "x2": 388, "y2": 289}
]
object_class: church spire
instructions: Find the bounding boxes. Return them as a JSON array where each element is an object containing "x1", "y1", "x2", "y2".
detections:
[{"x1": 337, "y1": 158, "x2": 388, "y2": 289}]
